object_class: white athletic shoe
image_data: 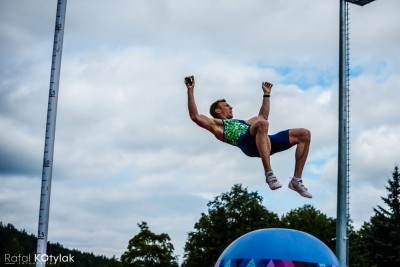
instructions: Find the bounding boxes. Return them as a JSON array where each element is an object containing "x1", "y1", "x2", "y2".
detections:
[
  {"x1": 288, "y1": 179, "x2": 312, "y2": 198},
  {"x1": 265, "y1": 172, "x2": 282, "y2": 190}
]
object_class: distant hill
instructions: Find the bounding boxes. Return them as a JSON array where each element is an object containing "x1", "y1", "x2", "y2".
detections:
[{"x1": 0, "y1": 222, "x2": 120, "y2": 266}]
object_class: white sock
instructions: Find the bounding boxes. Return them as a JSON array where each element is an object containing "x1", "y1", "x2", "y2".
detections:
[{"x1": 292, "y1": 177, "x2": 301, "y2": 182}]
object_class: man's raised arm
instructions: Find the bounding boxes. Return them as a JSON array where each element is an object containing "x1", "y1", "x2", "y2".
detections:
[
  {"x1": 185, "y1": 76, "x2": 215, "y2": 131},
  {"x1": 258, "y1": 81, "x2": 273, "y2": 120}
]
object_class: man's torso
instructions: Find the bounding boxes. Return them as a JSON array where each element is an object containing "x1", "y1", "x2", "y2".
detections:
[{"x1": 222, "y1": 119, "x2": 249, "y2": 146}]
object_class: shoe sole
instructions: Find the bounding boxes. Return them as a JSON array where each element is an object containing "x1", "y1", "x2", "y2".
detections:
[
  {"x1": 288, "y1": 183, "x2": 312, "y2": 198},
  {"x1": 269, "y1": 184, "x2": 282, "y2": 190}
]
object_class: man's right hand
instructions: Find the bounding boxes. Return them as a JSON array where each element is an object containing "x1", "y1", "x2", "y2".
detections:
[{"x1": 184, "y1": 76, "x2": 195, "y2": 91}]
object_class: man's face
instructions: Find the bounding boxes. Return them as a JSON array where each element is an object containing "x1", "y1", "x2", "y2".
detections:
[{"x1": 217, "y1": 102, "x2": 233, "y2": 119}]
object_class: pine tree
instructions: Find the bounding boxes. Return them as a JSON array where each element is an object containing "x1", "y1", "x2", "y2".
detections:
[{"x1": 361, "y1": 165, "x2": 400, "y2": 266}]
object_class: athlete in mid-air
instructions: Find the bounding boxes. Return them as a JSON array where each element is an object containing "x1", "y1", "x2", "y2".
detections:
[{"x1": 184, "y1": 75, "x2": 312, "y2": 198}]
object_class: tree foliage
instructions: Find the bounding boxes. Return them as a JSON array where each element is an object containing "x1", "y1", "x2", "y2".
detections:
[
  {"x1": 280, "y1": 204, "x2": 336, "y2": 251},
  {"x1": 355, "y1": 165, "x2": 400, "y2": 266},
  {"x1": 5, "y1": 165, "x2": 400, "y2": 267},
  {"x1": 181, "y1": 184, "x2": 281, "y2": 267},
  {"x1": 120, "y1": 221, "x2": 179, "y2": 267},
  {"x1": 0, "y1": 222, "x2": 115, "y2": 266},
  {"x1": 349, "y1": 221, "x2": 377, "y2": 267}
]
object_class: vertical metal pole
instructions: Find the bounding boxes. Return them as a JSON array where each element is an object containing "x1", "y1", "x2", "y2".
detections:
[
  {"x1": 36, "y1": 0, "x2": 67, "y2": 266},
  {"x1": 337, "y1": 0, "x2": 348, "y2": 266}
]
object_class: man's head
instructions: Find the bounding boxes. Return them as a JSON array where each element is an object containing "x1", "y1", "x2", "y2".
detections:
[{"x1": 210, "y1": 99, "x2": 233, "y2": 119}]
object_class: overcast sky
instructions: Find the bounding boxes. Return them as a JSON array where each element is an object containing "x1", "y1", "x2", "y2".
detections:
[{"x1": 1, "y1": 0, "x2": 399, "y2": 262}]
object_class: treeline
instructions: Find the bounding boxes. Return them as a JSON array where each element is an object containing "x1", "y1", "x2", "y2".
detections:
[
  {"x1": 0, "y1": 222, "x2": 119, "y2": 266},
  {"x1": 1, "y1": 166, "x2": 399, "y2": 266},
  {"x1": 121, "y1": 165, "x2": 400, "y2": 267}
]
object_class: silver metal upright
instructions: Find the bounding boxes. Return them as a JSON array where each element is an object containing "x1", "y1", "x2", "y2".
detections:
[
  {"x1": 36, "y1": 0, "x2": 67, "y2": 266},
  {"x1": 336, "y1": 0, "x2": 349, "y2": 266},
  {"x1": 337, "y1": 1, "x2": 377, "y2": 266}
]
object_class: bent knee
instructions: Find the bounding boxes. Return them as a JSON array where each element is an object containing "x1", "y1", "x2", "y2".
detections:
[
  {"x1": 250, "y1": 117, "x2": 269, "y2": 135},
  {"x1": 289, "y1": 128, "x2": 311, "y2": 144},
  {"x1": 301, "y1": 128, "x2": 311, "y2": 142},
  {"x1": 254, "y1": 117, "x2": 269, "y2": 129}
]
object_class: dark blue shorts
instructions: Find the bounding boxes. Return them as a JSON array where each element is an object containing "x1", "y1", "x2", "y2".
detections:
[{"x1": 237, "y1": 129, "x2": 293, "y2": 157}]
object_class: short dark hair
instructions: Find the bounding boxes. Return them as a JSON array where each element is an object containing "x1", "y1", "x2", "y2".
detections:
[{"x1": 209, "y1": 99, "x2": 226, "y2": 118}]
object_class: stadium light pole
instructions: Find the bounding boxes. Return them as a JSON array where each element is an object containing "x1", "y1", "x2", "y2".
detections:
[{"x1": 337, "y1": 1, "x2": 376, "y2": 266}]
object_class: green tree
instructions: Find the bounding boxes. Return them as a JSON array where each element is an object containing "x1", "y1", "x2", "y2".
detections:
[
  {"x1": 120, "y1": 221, "x2": 179, "y2": 267},
  {"x1": 182, "y1": 184, "x2": 281, "y2": 267},
  {"x1": 0, "y1": 222, "x2": 114, "y2": 266},
  {"x1": 357, "y1": 165, "x2": 400, "y2": 266},
  {"x1": 280, "y1": 204, "x2": 336, "y2": 251},
  {"x1": 349, "y1": 221, "x2": 376, "y2": 267}
]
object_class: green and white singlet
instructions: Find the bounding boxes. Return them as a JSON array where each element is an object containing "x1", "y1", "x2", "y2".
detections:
[
  {"x1": 222, "y1": 119, "x2": 293, "y2": 157},
  {"x1": 222, "y1": 119, "x2": 249, "y2": 146}
]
